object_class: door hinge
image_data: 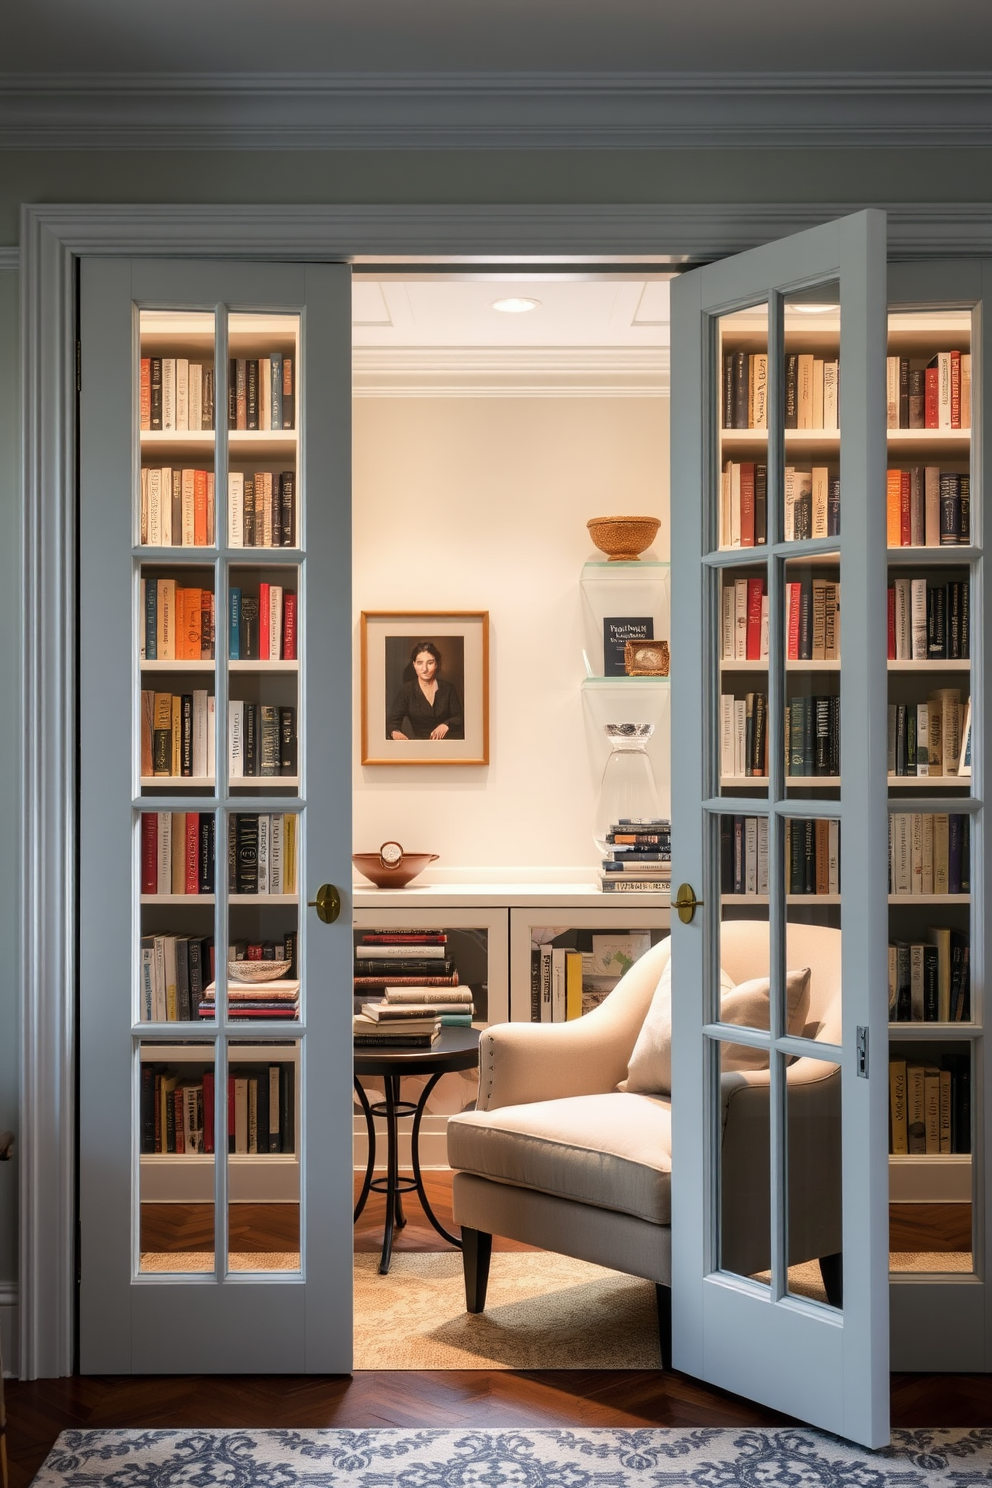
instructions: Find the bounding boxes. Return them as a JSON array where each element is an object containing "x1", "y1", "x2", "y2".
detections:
[
  {"x1": 857, "y1": 1025, "x2": 869, "y2": 1079},
  {"x1": 75, "y1": 340, "x2": 81, "y2": 393}
]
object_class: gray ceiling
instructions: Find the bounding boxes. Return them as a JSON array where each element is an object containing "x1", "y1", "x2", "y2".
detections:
[{"x1": 5, "y1": 0, "x2": 992, "y2": 75}]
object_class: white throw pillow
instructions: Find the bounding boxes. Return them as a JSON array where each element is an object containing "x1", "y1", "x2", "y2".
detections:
[{"x1": 621, "y1": 962, "x2": 811, "y2": 1095}]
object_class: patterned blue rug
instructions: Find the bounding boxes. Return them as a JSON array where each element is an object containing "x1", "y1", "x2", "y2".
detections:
[{"x1": 30, "y1": 1427, "x2": 992, "y2": 1486}]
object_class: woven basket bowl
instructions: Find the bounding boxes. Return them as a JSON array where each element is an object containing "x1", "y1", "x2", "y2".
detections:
[
  {"x1": 587, "y1": 514, "x2": 661, "y2": 561},
  {"x1": 228, "y1": 959, "x2": 293, "y2": 983}
]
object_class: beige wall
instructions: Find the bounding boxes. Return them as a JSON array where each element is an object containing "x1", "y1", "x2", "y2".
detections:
[{"x1": 352, "y1": 393, "x2": 670, "y2": 875}]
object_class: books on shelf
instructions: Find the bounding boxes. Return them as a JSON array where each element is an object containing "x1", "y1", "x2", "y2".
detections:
[
  {"x1": 141, "y1": 690, "x2": 216, "y2": 778},
  {"x1": 140, "y1": 934, "x2": 215, "y2": 1022},
  {"x1": 228, "y1": 355, "x2": 295, "y2": 432},
  {"x1": 140, "y1": 358, "x2": 215, "y2": 434},
  {"x1": 888, "y1": 930, "x2": 970, "y2": 1023},
  {"x1": 352, "y1": 930, "x2": 461, "y2": 996},
  {"x1": 140, "y1": 1060, "x2": 295, "y2": 1155},
  {"x1": 140, "y1": 468, "x2": 215, "y2": 547},
  {"x1": 886, "y1": 467, "x2": 970, "y2": 546},
  {"x1": 720, "y1": 691, "x2": 767, "y2": 778},
  {"x1": 887, "y1": 579, "x2": 969, "y2": 661},
  {"x1": 885, "y1": 351, "x2": 970, "y2": 431},
  {"x1": 600, "y1": 817, "x2": 671, "y2": 894},
  {"x1": 228, "y1": 703, "x2": 297, "y2": 779},
  {"x1": 788, "y1": 694, "x2": 840, "y2": 778},
  {"x1": 887, "y1": 692, "x2": 969, "y2": 778},
  {"x1": 228, "y1": 586, "x2": 297, "y2": 661},
  {"x1": 198, "y1": 980, "x2": 300, "y2": 1020},
  {"x1": 529, "y1": 944, "x2": 584, "y2": 1023},
  {"x1": 722, "y1": 351, "x2": 839, "y2": 432},
  {"x1": 228, "y1": 471, "x2": 297, "y2": 548},
  {"x1": 141, "y1": 812, "x2": 215, "y2": 896},
  {"x1": 353, "y1": 1013, "x2": 441, "y2": 1048},
  {"x1": 888, "y1": 813, "x2": 970, "y2": 895},
  {"x1": 888, "y1": 1056, "x2": 969, "y2": 1155},
  {"x1": 720, "y1": 816, "x2": 840, "y2": 896},
  {"x1": 141, "y1": 582, "x2": 216, "y2": 662},
  {"x1": 720, "y1": 462, "x2": 768, "y2": 548},
  {"x1": 227, "y1": 814, "x2": 298, "y2": 896}
]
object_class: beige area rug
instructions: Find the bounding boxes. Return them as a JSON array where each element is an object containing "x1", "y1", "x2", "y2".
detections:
[
  {"x1": 140, "y1": 1252, "x2": 300, "y2": 1272},
  {"x1": 353, "y1": 1250, "x2": 661, "y2": 1369}
]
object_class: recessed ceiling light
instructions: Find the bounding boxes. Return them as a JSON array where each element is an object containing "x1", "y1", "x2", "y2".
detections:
[{"x1": 492, "y1": 296, "x2": 541, "y2": 314}]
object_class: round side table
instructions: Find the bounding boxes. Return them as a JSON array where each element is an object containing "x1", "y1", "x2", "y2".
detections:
[{"x1": 354, "y1": 1026, "x2": 481, "y2": 1275}]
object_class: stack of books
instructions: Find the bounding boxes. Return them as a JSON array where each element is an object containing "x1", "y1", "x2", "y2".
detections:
[
  {"x1": 601, "y1": 818, "x2": 671, "y2": 894},
  {"x1": 353, "y1": 931, "x2": 460, "y2": 995},
  {"x1": 353, "y1": 1004, "x2": 443, "y2": 1049},
  {"x1": 197, "y1": 979, "x2": 300, "y2": 1020}
]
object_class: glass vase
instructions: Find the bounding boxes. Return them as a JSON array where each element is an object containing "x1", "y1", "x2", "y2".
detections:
[{"x1": 594, "y1": 723, "x2": 662, "y2": 857}]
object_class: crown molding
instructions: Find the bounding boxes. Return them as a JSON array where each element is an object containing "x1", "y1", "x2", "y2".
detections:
[
  {"x1": 352, "y1": 345, "x2": 670, "y2": 396},
  {"x1": 1, "y1": 70, "x2": 992, "y2": 150}
]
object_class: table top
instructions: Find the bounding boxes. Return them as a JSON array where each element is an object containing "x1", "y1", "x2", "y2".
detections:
[{"x1": 354, "y1": 1025, "x2": 481, "y2": 1077}]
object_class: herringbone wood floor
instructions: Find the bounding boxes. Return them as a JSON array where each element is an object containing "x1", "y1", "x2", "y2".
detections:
[{"x1": 6, "y1": 1173, "x2": 990, "y2": 1488}]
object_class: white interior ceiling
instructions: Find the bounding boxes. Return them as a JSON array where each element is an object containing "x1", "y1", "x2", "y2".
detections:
[{"x1": 3, "y1": 0, "x2": 989, "y2": 73}]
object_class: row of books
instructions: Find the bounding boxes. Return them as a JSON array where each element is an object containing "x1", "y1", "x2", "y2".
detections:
[
  {"x1": 720, "y1": 816, "x2": 841, "y2": 897},
  {"x1": 722, "y1": 576, "x2": 840, "y2": 664},
  {"x1": 140, "y1": 933, "x2": 215, "y2": 1021},
  {"x1": 720, "y1": 463, "x2": 841, "y2": 549},
  {"x1": 720, "y1": 692, "x2": 841, "y2": 779},
  {"x1": 600, "y1": 818, "x2": 671, "y2": 894},
  {"x1": 354, "y1": 985, "x2": 475, "y2": 1047},
  {"x1": 888, "y1": 579, "x2": 969, "y2": 662},
  {"x1": 140, "y1": 359, "x2": 215, "y2": 433},
  {"x1": 138, "y1": 812, "x2": 299, "y2": 896},
  {"x1": 141, "y1": 467, "x2": 215, "y2": 547},
  {"x1": 229, "y1": 703, "x2": 297, "y2": 778},
  {"x1": 887, "y1": 694, "x2": 971, "y2": 779},
  {"x1": 141, "y1": 581, "x2": 216, "y2": 662},
  {"x1": 722, "y1": 351, "x2": 840, "y2": 432},
  {"x1": 885, "y1": 352, "x2": 970, "y2": 431},
  {"x1": 228, "y1": 471, "x2": 297, "y2": 548},
  {"x1": 228, "y1": 586, "x2": 297, "y2": 661},
  {"x1": 139, "y1": 1062, "x2": 296, "y2": 1155},
  {"x1": 886, "y1": 468, "x2": 970, "y2": 547},
  {"x1": 227, "y1": 356, "x2": 295, "y2": 432},
  {"x1": 530, "y1": 945, "x2": 584, "y2": 1022},
  {"x1": 889, "y1": 813, "x2": 970, "y2": 896},
  {"x1": 889, "y1": 932, "x2": 970, "y2": 1023},
  {"x1": 141, "y1": 690, "x2": 215, "y2": 778},
  {"x1": 888, "y1": 1058, "x2": 970, "y2": 1156},
  {"x1": 353, "y1": 931, "x2": 459, "y2": 991}
]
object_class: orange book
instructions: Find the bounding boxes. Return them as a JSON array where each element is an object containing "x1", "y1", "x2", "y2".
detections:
[
  {"x1": 900, "y1": 470, "x2": 911, "y2": 547},
  {"x1": 183, "y1": 587, "x2": 202, "y2": 660},
  {"x1": 185, "y1": 813, "x2": 200, "y2": 894},
  {"x1": 194, "y1": 469, "x2": 209, "y2": 546},
  {"x1": 886, "y1": 469, "x2": 903, "y2": 547},
  {"x1": 139, "y1": 358, "x2": 151, "y2": 430}
]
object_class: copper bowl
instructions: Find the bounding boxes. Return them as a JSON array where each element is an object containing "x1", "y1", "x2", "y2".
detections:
[
  {"x1": 587, "y1": 514, "x2": 661, "y2": 562},
  {"x1": 352, "y1": 852, "x2": 438, "y2": 889}
]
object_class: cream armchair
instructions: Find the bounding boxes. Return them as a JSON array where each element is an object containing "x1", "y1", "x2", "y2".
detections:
[{"x1": 446, "y1": 921, "x2": 843, "y2": 1366}]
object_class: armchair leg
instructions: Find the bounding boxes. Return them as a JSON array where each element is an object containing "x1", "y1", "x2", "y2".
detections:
[
  {"x1": 819, "y1": 1252, "x2": 843, "y2": 1308},
  {"x1": 655, "y1": 1283, "x2": 672, "y2": 1370},
  {"x1": 462, "y1": 1227, "x2": 493, "y2": 1314}
]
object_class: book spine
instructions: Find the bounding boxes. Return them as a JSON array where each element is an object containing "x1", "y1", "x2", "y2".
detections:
[
  {"x1": 280, "y1": 471, "x2": 295, "y2": 547},
  {"x1": 282, "y1": 591, "x2": 297, "y2": 660}
]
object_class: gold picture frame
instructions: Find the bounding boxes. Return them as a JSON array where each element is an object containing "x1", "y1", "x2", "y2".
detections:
[
  {"x1": 360, "y1": 611, "x2": 490, "y2": 767},
  {"x1": 624, "y1": 638, "x2": 670, "y2": 677}
]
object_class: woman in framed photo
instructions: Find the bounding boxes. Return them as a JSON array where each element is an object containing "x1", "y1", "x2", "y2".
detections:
[{"x1": 387, "y1": 639, "x2": 465, "y2": 741}]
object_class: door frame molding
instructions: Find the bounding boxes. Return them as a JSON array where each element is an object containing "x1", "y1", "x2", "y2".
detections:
[{"x1": 20, "y1": 198, "x2": 992, "y2": 1378}]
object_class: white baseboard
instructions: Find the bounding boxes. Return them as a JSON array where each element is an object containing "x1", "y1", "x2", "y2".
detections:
[
  {"x1": 354, "y1": 1114, "x2": 451, "y2": 1172},
  {"x1": 0, "y1": 1282, "x2": 18, "y2": 1377}
]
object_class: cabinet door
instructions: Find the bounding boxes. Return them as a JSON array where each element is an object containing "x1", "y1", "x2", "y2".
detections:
[
  {"x1": 78, "y1": 260, "x2": 353, "y2": 1371},
  {"x1": 670, "y1": 211, "x2": 890, "y2": 1445}
]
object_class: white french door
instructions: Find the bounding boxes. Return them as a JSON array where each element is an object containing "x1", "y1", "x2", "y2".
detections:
[
  {"x1": 669, "y1": 211, "x2": 891, "y2": 1444},
  {"x1": 78, "y1": 259, "x2": 354, "y2": 1371}
]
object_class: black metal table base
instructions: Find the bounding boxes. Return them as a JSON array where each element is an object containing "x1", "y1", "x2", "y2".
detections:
[{"x1": 354, "y1": 1069, "x2": 462, "y2": 1274}]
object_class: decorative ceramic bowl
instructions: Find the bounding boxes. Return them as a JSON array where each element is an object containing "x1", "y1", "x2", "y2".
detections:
[
  {"x1": 228, "y1": 959, "x2": 293, "y2": 983},
  {"x1": 352, "y1": 849, "x2": 438, "y2": 889},
  {"x1": 587, "y1": 515, "x2": 661, "y2": 562}
]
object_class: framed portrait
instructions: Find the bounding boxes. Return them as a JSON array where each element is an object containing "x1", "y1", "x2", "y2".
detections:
[{"x1": 361, "y1": 611, "x2": 490, "y2": 766}]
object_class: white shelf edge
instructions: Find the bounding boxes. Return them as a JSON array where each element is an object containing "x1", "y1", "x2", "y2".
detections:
[
  {"x1": 230, "y1": 777, "x2": 300, "y2": 788},
  {"x1": 719, "y1": 777, "x2": 841, "y2": 788},
  {"x1": 887, "y1": 775, "x2": 971, "y2": 787},
  {"x1": 887, "y1": 660, "x2": 970, "y2": 671},
  {"x1": 229, "y1": 659, "x2": 299, "y2": 671},
  {"x1": 888, "y1": 894, "x2": 970, "y2": 904},
  {"x1": 141, "y1": 894, "x2": 215, "y2": 904},
  {"x1": 138, "y1": 1043, "x2": 300, "y2": 1060},
  {"x1": 229, "y1": 894, "x2": 299, "y2": 904},
  {"x1": 139, "y1": 1153, "x2": 298, "y2": 1164},
  {"x1": 722, "y1": 894, "x2": 841, "y2": 905},
  {"x1": 140, "y1": 776, "x2": 215, "y2": 787},
  {"x1": 140, "y1": 429, "x2": 215, "y2": 443},
  {"x1": 720, "y1": 428, "x2": 970, "y2": 442},
  {"x1": 140, "y1": 659, "x2": 215, "y2": 671},
  {"x1": 719, "y1": 659, "x2": 839, "y2": 670}
]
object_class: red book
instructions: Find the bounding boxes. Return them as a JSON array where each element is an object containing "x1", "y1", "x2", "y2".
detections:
[
  {"x1": 786, "y1": 582, "x2": 801, "y2": 661},
  {"x1": 193, "y1": 469, "x2": 208, "y2": 546},
  {"x1": 248, "y1": 942, "x2": 264, "y2": 960},
  {"x1": 951, "y1": 349, "x2": 961, "y2": 429},
  {"x1": 925, "y1": 364, "x2": 939, "y2": 428},
  {"x1": 259, "y1": 582, "x2": 270, "y2": 659},
  {"x1": 139, "y1": 359, "x2": 151, "y2": 430},
  {"x1": 739, "y1": 462, "x2": 755, "y2": 548},
  {"x1": 282, "y1": 591, "x2": 297, "y2": 661},
  {"x1": 141, "y1": 813, "x2": 158, "y2": 894},
  {"x1": 202, "y1": 1071, "x2": 215, "y2": 1154},
  {"x1": 185, "y1": 813, "x2": 199, "y2": 895},
  {"x1": 745, "y1": 577, "x2": 764, "y2": 660},
  {"x1": 900, "y1": 470, "x2": 911, "y2": 547},
  {"x1": 887, "y1": 586, "x2": 896, "y2": 660}
]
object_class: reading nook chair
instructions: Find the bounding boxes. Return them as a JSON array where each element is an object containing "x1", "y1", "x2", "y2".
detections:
[{"x1": 446, "y1": 921, "x2": 842, "y2": 1365}]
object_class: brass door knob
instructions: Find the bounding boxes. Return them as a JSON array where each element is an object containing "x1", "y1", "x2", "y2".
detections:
[
  {"x1": 671, "y1": 883, "x2": 703, "y2": 924},
  {"x1": 307, "y1": 884, "x2": 341, "y2": 924}
]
